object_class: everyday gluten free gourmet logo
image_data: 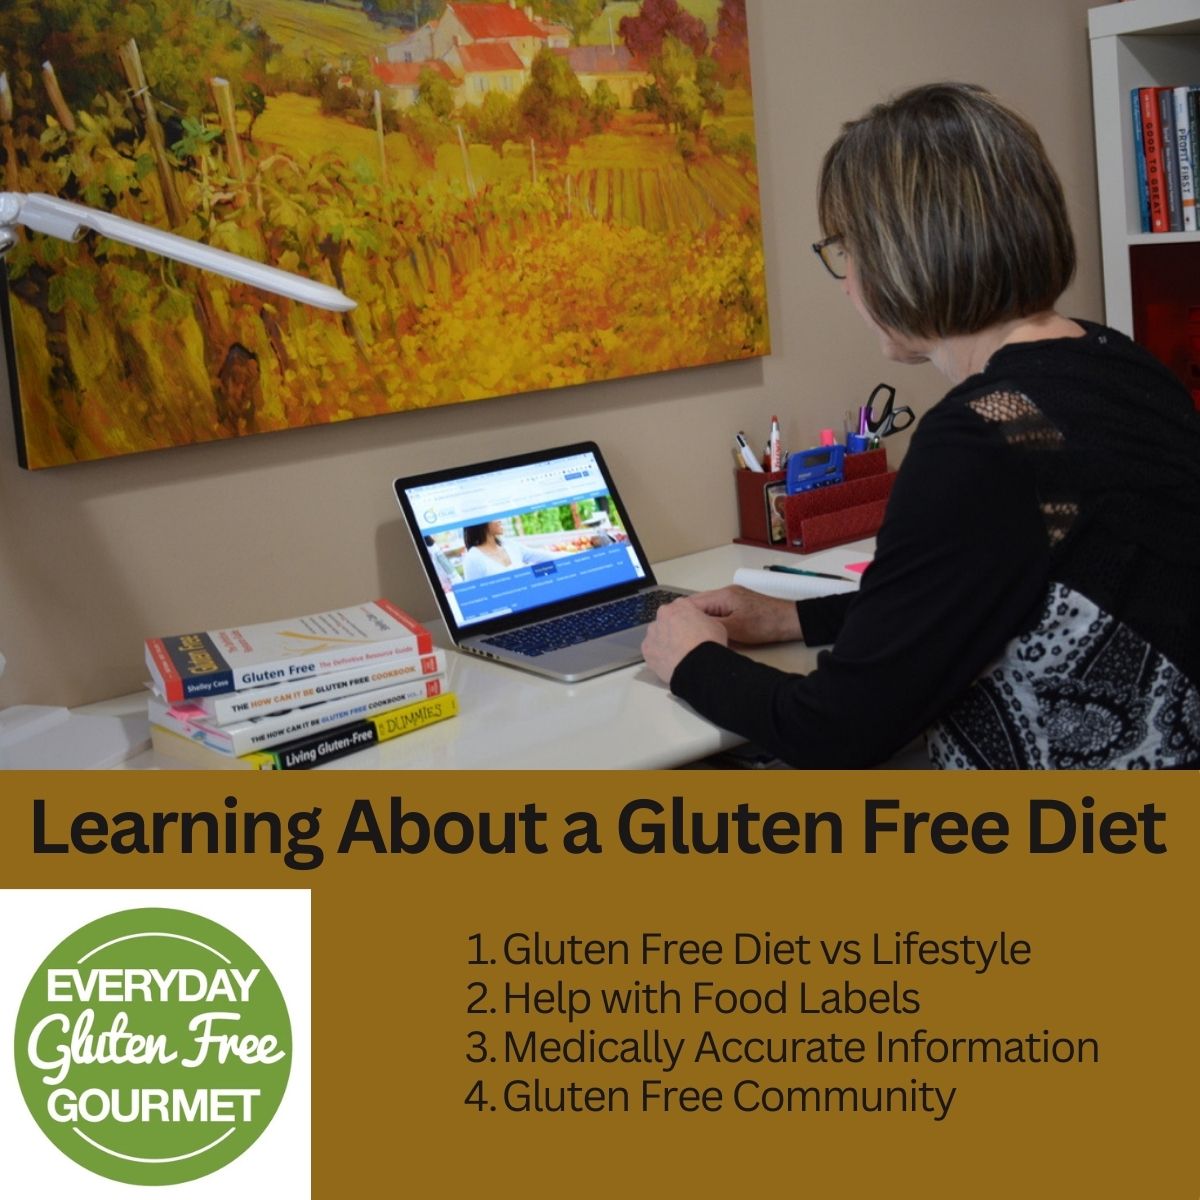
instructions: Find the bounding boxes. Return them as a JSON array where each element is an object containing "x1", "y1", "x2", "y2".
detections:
[{"x1": 14, "y1": 907, "x2": 291, "y2": 1186}]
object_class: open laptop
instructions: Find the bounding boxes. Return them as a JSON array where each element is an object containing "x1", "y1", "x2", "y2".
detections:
[{"x1": 393, "y1": 442, "x2": 689, "y2": 681}]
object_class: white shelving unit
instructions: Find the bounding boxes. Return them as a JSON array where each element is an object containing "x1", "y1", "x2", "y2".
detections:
[{"x1": 1089, "y1": 0, "x2": 1200, "y2": 334}]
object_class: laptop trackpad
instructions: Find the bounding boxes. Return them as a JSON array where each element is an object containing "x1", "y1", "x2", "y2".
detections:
[
  {"x1": 601, "y1": 625, "x2": 649, "y2": 655},
  {"x1": 534, "y1": 626, "x2": 648, "y2": 675}
]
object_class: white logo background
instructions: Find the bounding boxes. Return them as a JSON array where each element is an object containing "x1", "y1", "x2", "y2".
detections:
[{"x1": 1, "y1": 889, "x2": 311, "y2": 1198}]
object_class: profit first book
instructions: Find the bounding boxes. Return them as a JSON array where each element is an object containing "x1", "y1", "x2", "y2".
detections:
[
  {"x1": 151, "y1": 692, "x2": 459, "y2": 769},
  {"x1": 149, "y1": 675, "x2": 445, "y2": 757},
  {"x1": 155, "y1": 648, "x2": 449, "y2": 725},
  {"x1": 145, "y1": 599, "x2": 434, "y2": 702}
]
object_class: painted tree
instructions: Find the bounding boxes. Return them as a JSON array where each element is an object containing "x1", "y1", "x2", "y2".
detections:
[
  {"x1": 618, "y1": 0, "x2": 707, "y2": 61},
  {"x1": 418, "y1": 65, "x2": 455, "y2": 118},
  {"x1": 633, "y1": 36, "x2": 721, "y2": 134},
  {"x1": 526, "y1": 0, "x2": 605, "y2": 43},
  {"x1": 695, "y1": 53, "x2": 724, "y2": 117},
  {"x1": 518, "y1": 48, "x2": 588, "y2": 150},
  {"x1": 713, "y1": 0, "x2": 750, "y2": 89},
  {"x1": 395, "y1": 67, "x2": 456, "y2": 164},
  {"x1": 589, "y1": 79, "x2": 618, "y2": 132},
  {"x1": 243, "y1": 82, "x2": 266, "y2": 139},
  {"x1": 467, "y1": 90, "x2": 519, "y2": 157}
]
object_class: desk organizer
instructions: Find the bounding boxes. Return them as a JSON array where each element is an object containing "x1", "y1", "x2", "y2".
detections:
[
  {"x1": 733, "y1": 467, "x2": 787, "y2": 545},
  {"x1": 734, "y1": 448, "x2": 895, "y2": 554}
]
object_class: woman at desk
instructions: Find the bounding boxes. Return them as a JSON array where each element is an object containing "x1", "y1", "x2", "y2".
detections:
[
  {"x1": 643, "y1": 82, "x2": 1200, "y2": 769},
  {"x1": 461, "y1": 520, "x2": 551, "y2": 581}
]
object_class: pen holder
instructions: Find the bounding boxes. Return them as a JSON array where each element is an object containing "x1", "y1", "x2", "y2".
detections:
[{"x1": 734, "y1": 448, "x2": 894, "y2": 554}]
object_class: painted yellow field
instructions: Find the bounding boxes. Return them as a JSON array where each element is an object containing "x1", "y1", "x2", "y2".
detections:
[
  {"x1": 565, "y1": 124, "x2": 683, "y2": 172},
  {"x1": 253, "y1": 93, "x2": 545, "y2": 189},
  {"x1": 251, "y1": 95, "x2": 752, "y2": 212},
  {"x1": 254, "y1": 93, "x2": 427, "y2": 179},
  {"x1": 233, "y1": 0, "x2": 394, "y2": 61}
]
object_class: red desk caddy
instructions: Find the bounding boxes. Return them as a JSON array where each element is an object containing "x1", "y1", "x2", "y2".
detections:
[{"x1": 734, "y1": 448, "x2": 895, "y2": 554}]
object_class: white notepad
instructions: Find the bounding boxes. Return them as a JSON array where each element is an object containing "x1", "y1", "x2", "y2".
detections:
[{"x1": 732, "y1": 567, "x2": 859, "y2": 602}]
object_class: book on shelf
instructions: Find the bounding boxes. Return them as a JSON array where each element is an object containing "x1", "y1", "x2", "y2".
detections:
[
  {"x1": 151, "y1": 648, "x2": 449, "y2": 725},
  {"x1": 149, "y1": 674, "x2": 445, "y2": 757},
  {"x1": 1133, "y1": 85, "x2": 1200, "y2": 235},
  {"x1": 1175, "y1": 85, "x2": 1197, "y2": 232},
  {"x1": 1159, "y1": 86, "x2": 1183, "y2": 231},
  {"x1": 145, "y1": 599, "x2": 433, "y2": 703},
  {"x1": 1132, "y1": 87, "x2": 1151, "y2": 233},
  {"x1": 151, "y1": 692, "x2": 459, "y2": 770},
  {"x1": 1188, "y1": 88, "x2": 1200, "y2": 231},
  {"x1": 1138, "y1": 86, "x2": 1170, "y2": 234}
]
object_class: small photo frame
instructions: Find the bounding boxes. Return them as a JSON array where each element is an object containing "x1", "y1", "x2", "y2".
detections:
[{"x1": 765, "y1": 481, "x2": 788, "y2": 544}]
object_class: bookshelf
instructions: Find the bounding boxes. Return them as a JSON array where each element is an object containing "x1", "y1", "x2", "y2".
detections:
[{"x1": 1089, "y1": 1, "x2": 1200, "y2": 401}]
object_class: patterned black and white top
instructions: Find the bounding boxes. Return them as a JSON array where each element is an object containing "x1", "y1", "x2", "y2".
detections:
[{"x1": 671, "y1": 322, "x2": 1200, "y2": 768}]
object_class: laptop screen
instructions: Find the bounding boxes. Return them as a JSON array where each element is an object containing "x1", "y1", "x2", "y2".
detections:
[{"x1": 399, "y1": 446, "x2": 652, "y2": 631}]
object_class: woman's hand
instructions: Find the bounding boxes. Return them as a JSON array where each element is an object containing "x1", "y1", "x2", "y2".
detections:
[
  {"x1": 641, "y1": 587, "x2": 803, "y2": 684},
  {"x1": 642, "y1": 598, "x2": 729, "y2": 684},
  {"x1": 683, "y1": 585, "x2": 804, "y2": 645}
]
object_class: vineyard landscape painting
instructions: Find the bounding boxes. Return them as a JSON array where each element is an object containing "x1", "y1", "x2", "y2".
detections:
[{"x1": 0, "y1": 0, "x2": 767, "y2": 468}]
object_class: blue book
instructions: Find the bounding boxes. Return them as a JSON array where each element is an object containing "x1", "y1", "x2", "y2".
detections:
[{"x1": 1132, "y1": 88, "x2": 1151, "y2": 233}]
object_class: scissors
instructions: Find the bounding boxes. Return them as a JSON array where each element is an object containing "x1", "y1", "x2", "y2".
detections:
[{"x1": 861, "y1": 383, "x2": 915, "y2": 438}]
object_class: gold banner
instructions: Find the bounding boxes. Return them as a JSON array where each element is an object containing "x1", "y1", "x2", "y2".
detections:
[{"x1": 2, "y1": 772, "x2": 1194, "y2": 1197}]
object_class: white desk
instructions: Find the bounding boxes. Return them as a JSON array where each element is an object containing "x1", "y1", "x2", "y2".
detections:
[{"x1": 79, "y1": 540, "x2": 883, "y2": 771}]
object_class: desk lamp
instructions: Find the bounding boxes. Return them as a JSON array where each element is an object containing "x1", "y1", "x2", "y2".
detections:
[{"x1": 0, "y1": 191, "x2": 356, "y2": 767}]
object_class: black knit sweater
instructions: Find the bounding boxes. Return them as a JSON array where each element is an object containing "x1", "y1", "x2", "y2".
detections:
[{"x1": 670, "y1": 322, "x2": 1200, "y2": 768}]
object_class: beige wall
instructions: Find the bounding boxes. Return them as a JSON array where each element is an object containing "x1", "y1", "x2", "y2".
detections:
[{"x1": 0, "y1": 0, "x2": 1103, "y2": 709}]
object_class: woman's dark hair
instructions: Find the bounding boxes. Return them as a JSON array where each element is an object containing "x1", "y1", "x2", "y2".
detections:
[
  {"x1": 818, "y1": 82, "x2": 1076, "y2": 338},
  {"x1": 462, "y1": 523, "x2": 494, "y2": 550}
]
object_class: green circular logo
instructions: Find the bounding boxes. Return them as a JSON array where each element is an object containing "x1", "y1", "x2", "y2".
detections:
[{"x1": 14, "y1": 907, "x2": 291, "y2": 1186}]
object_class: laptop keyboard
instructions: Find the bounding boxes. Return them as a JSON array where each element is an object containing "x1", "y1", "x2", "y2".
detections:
[{"x1": 481, "y1": 590, "x2": 680, "y2": 658}]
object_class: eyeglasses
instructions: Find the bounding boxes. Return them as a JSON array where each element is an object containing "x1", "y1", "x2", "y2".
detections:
[{"x1": 812, "y1": 234, "x2": 847, "y2": 280}]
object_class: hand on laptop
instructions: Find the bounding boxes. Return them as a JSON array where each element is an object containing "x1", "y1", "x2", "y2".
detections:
[
  {"x1": 642, "y1": 586, "x2": 805, "y2": 683},
  {"x1": 642, "y1": 597, "x2": 728, "y2": 683}
]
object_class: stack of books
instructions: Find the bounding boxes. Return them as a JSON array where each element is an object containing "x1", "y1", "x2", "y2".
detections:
[
  {"x1": 144, "y1": 600, "x2": 456, "y2": 769},
  {"x1": 1131, "y1": 85, "x2": 1200, "y2": 234}
]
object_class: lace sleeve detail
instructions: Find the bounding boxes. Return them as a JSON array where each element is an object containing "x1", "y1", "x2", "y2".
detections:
[{"x1": 967, "y1": 389, "x2": 1078, "y2": 547}]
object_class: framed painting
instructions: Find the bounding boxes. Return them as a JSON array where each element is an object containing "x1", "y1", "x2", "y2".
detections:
[{"x1": 0, "y1": 0, "x2": 767, "y2": 468}]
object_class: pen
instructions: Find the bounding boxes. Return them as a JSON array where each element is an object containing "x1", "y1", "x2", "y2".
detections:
[
  {"x1": 735, "y1": 431, "x2": 764, "y2": 472},
  {"x1": 765, "y1": 564, "x2": 850, "y2": 581},
  {"x1": 768, "y1": 415, "x2": 782, "y2": 472}
]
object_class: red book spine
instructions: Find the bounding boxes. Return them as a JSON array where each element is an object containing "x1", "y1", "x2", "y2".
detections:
[
  {"x1": 373, "y1": 597, "x2": 434, "y2": 654},
  {"x1": 1140, "y1": 87, "x2": 1169, "y2": 234}
]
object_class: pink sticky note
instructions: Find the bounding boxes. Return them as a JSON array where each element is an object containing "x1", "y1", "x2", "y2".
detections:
[{"x1": 845, "y1": 561, "x2": 871, "y2": 574}]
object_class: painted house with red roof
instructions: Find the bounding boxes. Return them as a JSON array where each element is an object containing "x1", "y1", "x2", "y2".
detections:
[
  {"x1": 377, "y1": 1, "x2": 643, "y2": 113},
  {"x1": 558, "y1": 45, "x2": 650, "y2": 109},
  {"x1": 530, "y1": 17, "x2": 572, "y2": 50},
  {"x1": 385, "y1": 21, "x2": 439, "y2": 65},
  {"x1": 371, "y1": 58, "x2": 457, "y2": 109},
  {"x1": 444, "y1": 41, "x2": 526, "y2": 102},
  {"x1": 433, "y1": 1, "x2": 546, "y2": 67}
]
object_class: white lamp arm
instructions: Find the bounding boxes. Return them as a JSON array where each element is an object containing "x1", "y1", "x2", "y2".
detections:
[{"x1": 0, "y1": 191, "x2": 355, "y2": 312}]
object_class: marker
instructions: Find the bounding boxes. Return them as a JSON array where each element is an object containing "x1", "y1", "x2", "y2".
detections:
[
  {"x1": 765, "y1": 564, "x2": 850, "y2": 581},
  {"x1": 735, "y1": 431, "x2": 764, "y2": 472},
  {"x1": 768, "y1": 416, "x2": 782, "y2": 472}
]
